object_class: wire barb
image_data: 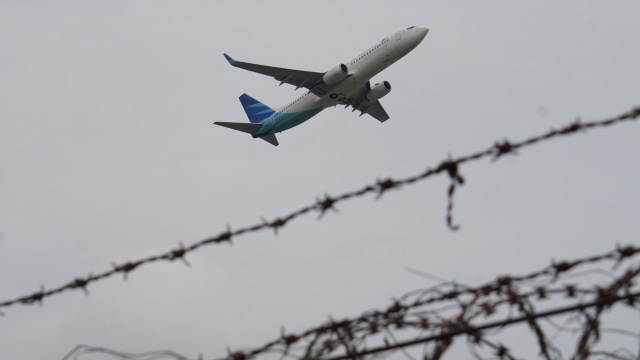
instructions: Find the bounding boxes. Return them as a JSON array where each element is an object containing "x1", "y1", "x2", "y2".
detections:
[
  {"x1": 375, "y1": 177, "x2": 400, "y2": 199},
  {"x1": 169, "y1": 241, "x2": 191, "y2": 267},
  {"x1": 316, "y1": 194, "x2": 339, "y2": 219},
  {"x1": 492, "y1": 139, "x2": 517, "y2": 161}
]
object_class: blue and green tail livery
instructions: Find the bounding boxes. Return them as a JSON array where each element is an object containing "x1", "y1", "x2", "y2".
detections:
[{"x1": 239, "y1": 94, "x2": 275, "y2": 123}]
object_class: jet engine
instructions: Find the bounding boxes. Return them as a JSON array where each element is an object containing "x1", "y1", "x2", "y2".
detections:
[
  {"x1": 322, "y1": 63, "x2": 349, "y2": 85},
  {"x1": 366, "y1": 81, "x2": 392, "y2": 101}
]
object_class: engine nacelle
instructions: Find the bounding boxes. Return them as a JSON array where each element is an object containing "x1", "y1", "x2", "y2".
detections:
[
  {"x1": 366, "y1": 81, "x2": 392, "y2": 102},
  {"x1": 322, "y1": 63, "x2": 349, "y2": 85}
]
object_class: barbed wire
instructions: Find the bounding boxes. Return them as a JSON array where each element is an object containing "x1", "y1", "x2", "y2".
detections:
[
  {"x1": 63, "y1": 243, "x2": 640, "y2": 359},
  {"x1": 2, "y1": 105, "x2": 639, "y2": 313},
  {"x1": 62, "y1": 345, "x2": 194, "y2": 360},
  {"x1": 219, "y1": 243, "x2": 640, "y2": 360}
]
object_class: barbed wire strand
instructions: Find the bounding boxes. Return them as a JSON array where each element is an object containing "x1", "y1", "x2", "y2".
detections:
[
  {"x1": 61, "y1": 345, "x2": 194, "y2": 360},
  {"x1": 63, "y1": 243, "x2": 640, "y2": 359},
  {"x1": 2, "y1": 105, "x2": 639, "y2": 313}
]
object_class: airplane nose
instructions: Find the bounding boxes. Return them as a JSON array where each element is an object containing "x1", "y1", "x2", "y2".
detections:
[{"x1": 416, "y1": 26, "x2": 429, "y2": 41}]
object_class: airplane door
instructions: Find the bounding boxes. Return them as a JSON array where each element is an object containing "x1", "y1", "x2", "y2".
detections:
[{"x1": 396, "y1": 32, "x2": 402, "y2": 41}]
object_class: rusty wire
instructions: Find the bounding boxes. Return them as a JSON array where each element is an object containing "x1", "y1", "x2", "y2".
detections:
[
  {"x1": 2, "y1": 105, "x2": 639, "y2": 313},
  {"x1": 63, "y1": 243, "x2": 640, "y2": 359},
  {"x1": 212, "y1": 243, "x2": 640, "y2": 360}
]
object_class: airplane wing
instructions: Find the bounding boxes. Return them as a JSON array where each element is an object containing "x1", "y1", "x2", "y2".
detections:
[
  {"x1": 356, "y1": 100, "x2": 390, "y2": 122},
  {"x1": 340, "y1": 83, "x2": 391, "y2": 122},
  {"x1": 224, "y1": 53, "x2": 328, "y2": 96},
  {"x1": 224, "y1": 54, "x2": 390, "y2": 121}
]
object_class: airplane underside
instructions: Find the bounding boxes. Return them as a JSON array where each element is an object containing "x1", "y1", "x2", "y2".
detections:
[{"x1": 254, "y1": 108, "x2": 324, "y2": 137}]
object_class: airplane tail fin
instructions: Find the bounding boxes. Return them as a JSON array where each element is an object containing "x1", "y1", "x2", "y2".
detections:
[{"x1": 239, "y1": 93, "x2": 275, "y2": 123}]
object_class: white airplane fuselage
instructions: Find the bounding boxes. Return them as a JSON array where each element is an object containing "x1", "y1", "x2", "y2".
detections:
[{"x1": 217, "y1": 26, "x2": 429, "y2": 145}]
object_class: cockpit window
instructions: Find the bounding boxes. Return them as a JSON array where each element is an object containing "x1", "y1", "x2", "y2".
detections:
[{"x1": 407, "y1": 26, "x2": 417, "y2": 30}]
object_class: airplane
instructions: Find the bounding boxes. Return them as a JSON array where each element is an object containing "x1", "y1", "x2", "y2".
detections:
[{"x1": 215, "y1": 26, "x2": 429, "y2": 146}]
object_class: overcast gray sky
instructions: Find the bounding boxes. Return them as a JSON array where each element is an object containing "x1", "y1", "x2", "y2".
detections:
[{"x1": 1, "y1": 1, "x2": 640, "y2": 359}]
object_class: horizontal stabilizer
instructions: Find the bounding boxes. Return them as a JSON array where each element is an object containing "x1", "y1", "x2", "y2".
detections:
[
  {"x1": 260, "y1": 134, "x2": 279, "y2": 146},
  {"x1": 214, "y1": 122, "x2": 262, "y2": 134}
]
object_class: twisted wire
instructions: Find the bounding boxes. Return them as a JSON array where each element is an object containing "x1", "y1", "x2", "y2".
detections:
[{"x1": 2, "y1": 105, "x2": 639, "y2": 313}]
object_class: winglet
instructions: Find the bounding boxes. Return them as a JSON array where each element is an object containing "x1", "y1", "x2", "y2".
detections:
[{"x1": 223, "y1": 53, "x2": 237, "y2": 66}]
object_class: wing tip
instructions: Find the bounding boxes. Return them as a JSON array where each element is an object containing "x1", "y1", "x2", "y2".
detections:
[{"x1": 223, "y1": 53, "x2": 237, "y2": 66}]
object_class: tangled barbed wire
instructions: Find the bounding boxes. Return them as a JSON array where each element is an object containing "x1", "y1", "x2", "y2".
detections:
[
  {"x1": 2, "y1": 105, "x2": 639, "y2": 314},
  {"x1": 63, "y1": 243, "x2": 640, "y2": 359},
  {"x1": 217, "y1": 243, "x2": 640, "y2": 360}
]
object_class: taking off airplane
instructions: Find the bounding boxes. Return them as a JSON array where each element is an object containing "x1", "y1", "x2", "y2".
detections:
[{"x1": 215, "y1": 26, "x2": 429, "y2": 146}]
